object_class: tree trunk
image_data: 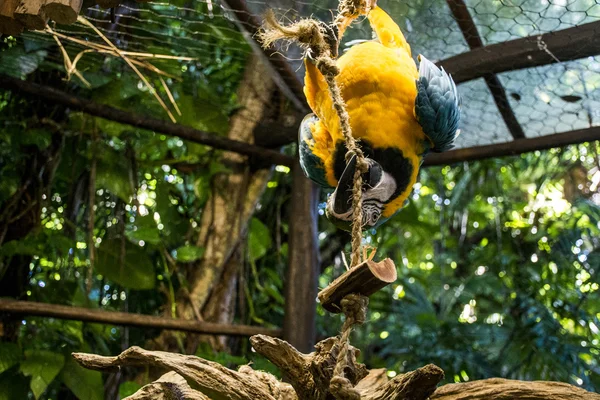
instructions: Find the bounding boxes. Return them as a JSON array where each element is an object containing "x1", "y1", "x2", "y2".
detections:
[{"x1": 153, "y1": 55, "x2": 276, "y2": 353}]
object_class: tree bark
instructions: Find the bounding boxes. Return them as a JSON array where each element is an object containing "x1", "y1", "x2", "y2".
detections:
[
  {"x1": 284, "y1": 164, "x2": 320, "y2": 353},
  {"x1": 153, "y1": 55, "x2": 276, "y2": 353}
]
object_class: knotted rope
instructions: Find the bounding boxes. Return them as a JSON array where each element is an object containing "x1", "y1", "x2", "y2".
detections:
[
  {"x1": 329, "y1": 293, "x2": 369, "y2": 399},
  {"x1": 260, "y1": 2, "x2": 374, "y2": 398}
]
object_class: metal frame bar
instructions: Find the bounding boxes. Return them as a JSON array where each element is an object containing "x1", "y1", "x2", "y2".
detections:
[{"x1": 446, "y1": 0, "x2": 525, "y2": 140}]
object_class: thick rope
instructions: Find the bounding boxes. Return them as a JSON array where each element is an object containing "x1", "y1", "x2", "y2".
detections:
[
  {"x1": 330, "y1": 294, "x2": 369, "y2": 399},
  {"x1": 260, "y1": 3, "x2": 373, "y2": 398}
]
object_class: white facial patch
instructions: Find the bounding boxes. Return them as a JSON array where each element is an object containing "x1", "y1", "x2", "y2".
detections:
[{"x1": 327, "y1": 171, "x2": 397, "y2": 226}]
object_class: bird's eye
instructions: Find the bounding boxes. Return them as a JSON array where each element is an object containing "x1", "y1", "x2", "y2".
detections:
[{"x1": 370, "y1": 211, "x2": 381, "y2": 224}]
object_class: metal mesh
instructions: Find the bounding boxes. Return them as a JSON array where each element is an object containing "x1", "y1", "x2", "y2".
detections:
[{"x1": 11, "y1": 0, "x2": 600, "y2": 150}]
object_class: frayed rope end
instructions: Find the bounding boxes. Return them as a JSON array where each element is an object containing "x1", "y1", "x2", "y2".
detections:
[{"x1": 258, "y1": 10, "x2": 328, "y2": 55}]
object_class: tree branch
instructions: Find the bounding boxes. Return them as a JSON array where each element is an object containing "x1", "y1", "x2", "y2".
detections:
[
  {"x1": 0, "y1": 299, "x2": 281, "y2": 337},
  {"x1": 0, "y1": 73, "x2": 294, "y2": 167}
]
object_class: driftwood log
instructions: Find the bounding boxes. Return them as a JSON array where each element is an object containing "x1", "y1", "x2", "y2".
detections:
[
  {"x1": 43, "y1": 0, "x2": 82, "y2": 24},
  {"x1": 14, "y1": 0, "x2": 47, "y2": 30},
  {"x1": 0, "y1": 0, "x2": 24, "y2": 35},
  {"x1": 72, "y1": 336, "x2": 600, "y2": 400}
]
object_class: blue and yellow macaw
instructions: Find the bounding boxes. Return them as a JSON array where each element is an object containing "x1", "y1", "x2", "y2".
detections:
[{"x1": 299, "y1": 6, "x2": 461, "y2": 231}]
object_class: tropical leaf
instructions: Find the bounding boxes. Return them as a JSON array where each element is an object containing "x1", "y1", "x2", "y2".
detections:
[
  {"x1": 0, "y1": 342, "x2": 21, "y2": 374},
  {"x1": 20, "y1": 350, "x2": 65, "y2": 399},
  {"x1": 95, "y1": 238, "x2": 156, "y2": 290},
  {"x1": 60, "y1": 358, "x2": 104, "y2": 400},
  {"x1": 173, "y1": 245, "x2": 205, "y2": 262},
  {"x1": 248, "y1": 218, "x2": 272, "y2": 262}
]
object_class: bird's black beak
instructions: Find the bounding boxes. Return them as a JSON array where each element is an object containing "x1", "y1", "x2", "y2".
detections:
[
  {"x1": 333, "y1": 155, "x2": 357, "y2": 214},
  {"x1": 333, "y1": 156, "x2": 383, "y2": 215}
]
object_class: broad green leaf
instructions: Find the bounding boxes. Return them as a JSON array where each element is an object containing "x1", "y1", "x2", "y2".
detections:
[
  {"x1": 248, "y1": 218, "x2": 272, "y2": 262},
  {"x1": 126, "y1": 215, "x2": 162, "y2": 245},
  {"x1": 0, "y1": 342, "x2": 21, "y2": 374},
  {"x1": 155, "y1": 182, "x2": 189, "y2": 247},
  {"x1": 60, "y1": 358, "x2": 104, "y2": 400},
  {"x1": 95, "y1": 238, "x2": 156, "y2": 290},
  {"x1": 20, "y1": 128, "x2": 52, "y2": 149},
  {"x1": 173, "y1": 245, "x2": 205, "y2": 262},
  {"x1": 0, "y1": 47, "x2": 47, "y2": 78},
  {"x1": 0, "y1": 368, "x2": 29, "y2": 400},
  {"x1": 20, "y1": 350, "x2": 65, "y2": 399},
  {"x1": 119, "y1": 381, "x2": 142, "y2": 398},
  {"x1": 96, "y1": 160, "x2": 133, "y2": 202},
  {"x1": 126, "y1": 227, "x2": 162, "y2": 245}
]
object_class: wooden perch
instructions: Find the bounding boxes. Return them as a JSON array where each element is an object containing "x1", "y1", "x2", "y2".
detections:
[
  {"x1": 72, "y1": 338, "x2": 600, "y2": 400},
  {"x1": 0, "y1": 299, "x2": 282, "y2": 337},
  {"x1": 249, "y1": 334, "x2": 368, "y2": 400},
  {"x1": 318, "y1": 258, "x2": 397, "y2": 313},
  {"x1": 0, "y1": 0, "x2": 24, "y2": 35},
  {"x1": 14, "y1": 0, "x2": 47, "y2": 30},
  {"x1": 125, "y1": 371, "x2": 210, "y2": 400},
  {"x1": 430, "y1": 378, "x2": 600, "y2": 400},
  {"x1": 250, "y1": 334, "x2": 443, "y2": 400},
  {"x1": 43, "y1": 0, "x2": 81, "y2": 24},
  {"x1": 72, "y1": 346, "x2": 294, "y2": 400}
]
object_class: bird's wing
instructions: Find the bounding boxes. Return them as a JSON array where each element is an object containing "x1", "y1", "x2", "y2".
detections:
[
  {"x1": 414, "y1": 55, "x2": 461, "y2": 153},
  {"x1": 299, "y1": 114, "x2": 337, "y2": 188}
]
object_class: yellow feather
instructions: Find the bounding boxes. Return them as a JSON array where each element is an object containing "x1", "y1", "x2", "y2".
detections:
[{"x1": 302, "y1": 6, "x2": 427, "y2": 217}]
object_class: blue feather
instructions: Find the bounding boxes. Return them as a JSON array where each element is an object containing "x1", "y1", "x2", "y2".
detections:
[{"x1": 415, "y1": 55, "x2": 461, "y2": 153}]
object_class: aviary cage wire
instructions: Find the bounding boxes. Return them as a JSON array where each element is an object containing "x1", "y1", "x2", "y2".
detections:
[{"x1": 7, "y1": 0, "x2": 600, "y2": 150}]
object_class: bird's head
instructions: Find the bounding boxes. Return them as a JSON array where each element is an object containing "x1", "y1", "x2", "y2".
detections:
[{"x1": 325, "y1": 155, "x2": 396, "y2": 231}]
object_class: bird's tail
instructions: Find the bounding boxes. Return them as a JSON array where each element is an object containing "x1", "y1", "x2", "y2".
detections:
[{"x1": 367, "y1": 6, "x2": 411, "y2": 56}]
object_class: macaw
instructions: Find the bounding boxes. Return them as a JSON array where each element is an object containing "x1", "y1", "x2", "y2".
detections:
[{"x1": 299, "y1": 6, "x2": 461, "y2": 231}]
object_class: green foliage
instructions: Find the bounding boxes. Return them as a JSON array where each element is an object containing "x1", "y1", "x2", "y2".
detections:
[
  {"x1": 173, "y1": 245, "x2": 205, "y2": 262},
  {"x1": 0, "y1": 368, "x2": 30, "y2": 400},
  {"x1": 248, "y1": 218, "x2": 272, "y2": 262},
  {"x1": 60, "y1": 358, "x2": 104, "y2": 400},
  {"x1": 0, "y1": 343, "x2": 21, "y2": 374},
  {"x1": 20, "y1": 350, "x2": 65, "y2": 399},
  {"x1": 95, "y1": 238, "x2": 156, "y2": 290},
  {"x1": 119, "y1": 381, "x2": 142, "y2": 398},
  {"x1": 310, "y1": 146, "x2": 600, "y2": 389}
]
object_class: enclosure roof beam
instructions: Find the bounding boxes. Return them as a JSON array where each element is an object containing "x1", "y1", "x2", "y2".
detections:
[
  {"x1": 439, "y1": 20, "x2": 600, "y2": 84},
  {"x1": 423, "y1": 127, "x2": 600, "y2": 167},
  {"x1": 0, "y1": 74, "x2": 295, "y2": 167},
  {"x1": 221, "y1": 0, "x2": 310, "y2": 113},
  {"x1": 0, "y1": 299, "x2": 282, "y2": 337},
  {"x1": 446, "y1": 0, "x2": 525, "y2": 140}
]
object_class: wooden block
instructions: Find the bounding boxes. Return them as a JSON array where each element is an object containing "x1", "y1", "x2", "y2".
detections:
[
  {"x1": 317, "y1": 258, "x2": 397, "y2": 313},
  {"x1": 0, "y1": 0, "x2": 25, "y2": 35},
  {"x1": 43, "y1": 0, "x2": 81, "y2": 24},
  {"x1": 14, "y1": 0, "x2": 48, "y2": 30}
]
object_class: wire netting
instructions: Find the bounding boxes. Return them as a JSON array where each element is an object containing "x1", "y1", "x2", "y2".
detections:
[{"x1": 10, "y1": 0, "x2": 600, "y2": 150}]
